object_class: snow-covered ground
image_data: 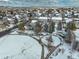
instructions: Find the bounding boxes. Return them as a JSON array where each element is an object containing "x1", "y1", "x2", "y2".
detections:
[
  {"x1": 49, "y1": 29, "x2": 79, "y2": 59},
  {"x1": 0, "y1": 31, "x2": 48, "y2": 59},
  {"x1": 73, "y1": 29, "x2": 79, "y2": 41},
  {"x1": 0, "y1": 29, "x2": 79, "y2": 59},
  {"x1": 49, "y1": 42, "x2": 79, "y2": 59}
]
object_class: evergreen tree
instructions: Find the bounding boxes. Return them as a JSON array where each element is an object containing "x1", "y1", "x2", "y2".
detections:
[
  {"x1": 34, "y1": 22, "x2": 42, "y2": 34},
  {"x1": 65, "y1": 28, "x2": 76, "y2": 43},
  {"x1": 57, "y1": 21, "x2": 62, "y2": 30},
  {"x1": 67, "y1": 22, "x2": 76, "y2": 31},
  {"x1": 48, "y1": 21, "x2": 55, "y2": 33},
  {"x1": 28, "y1": 13, "x2": 32, "y2": 23},
  {"x1": 18, "y1": 20, "x2": 25, "y2": 31},
  {"x1": 44, "y1": 23, "x2": 48, "y2": 32},
  {"x1": 66, "y1": 29, "x2": 72, "y2": 43}
]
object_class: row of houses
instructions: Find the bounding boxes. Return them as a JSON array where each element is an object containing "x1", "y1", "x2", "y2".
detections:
[{"x1": 0, "y1": 8, "x2": 79, "y2": 31}]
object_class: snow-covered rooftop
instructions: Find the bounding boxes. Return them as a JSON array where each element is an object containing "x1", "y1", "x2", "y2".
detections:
[{"x1": 38, "y1": 17, "x2": 62, "y2": 21}]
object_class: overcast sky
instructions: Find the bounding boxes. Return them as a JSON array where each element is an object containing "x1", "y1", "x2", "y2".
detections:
[{"x1": 0, "y1": 0, "x2": 79, "y2": 7}]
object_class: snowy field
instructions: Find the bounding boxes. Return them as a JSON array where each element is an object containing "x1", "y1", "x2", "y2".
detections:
[
  {"x1": 0, "y1": 29, "x2": 79, "y2": 59},
  {"x1": 0, "y1": 31, "x2": 48, "y2": 59}
]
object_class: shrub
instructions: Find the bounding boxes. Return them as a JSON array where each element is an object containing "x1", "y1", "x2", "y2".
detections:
[
  {"x1": 67, "y1": 22, "x2": 76, "y2": 31},
  {"x1": 18, "y1": 21, "x2": 25, "y2": 31}
]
